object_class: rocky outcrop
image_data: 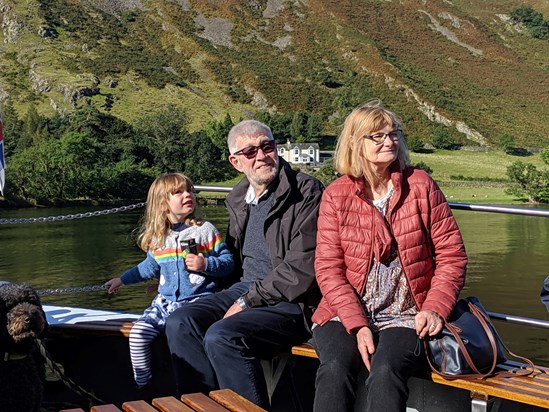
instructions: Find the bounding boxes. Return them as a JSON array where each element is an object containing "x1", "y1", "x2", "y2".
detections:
[
  {"x1": 194, "y1": 12, "x2": 234, "y2": 48},
  {"x1": 82, "y1": 0, "x2": 143, "y2": 18},
  {"x1": 384, "y1": 74, "x2": 488, "y2": 146},
  {"x1": 37, "y1": 26, "x2": 56, "y2": 39},
  {"x1": 1, "y1": 1, "x2": 25, "y2": 43},
  {"x1": 57, "y1": 78, "x2": 100, "y2": 106},
  {"x1": 29, "y1": 69, "x2": 51, "y2": 94}
]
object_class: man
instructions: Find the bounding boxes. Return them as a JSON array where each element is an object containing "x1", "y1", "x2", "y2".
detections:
[{"x1": 165, "y1": 119, "x2": 324, "y2": 408}]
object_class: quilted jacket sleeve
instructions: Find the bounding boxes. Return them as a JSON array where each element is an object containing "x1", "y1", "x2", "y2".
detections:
[{"x1": 315, "y1": 188, "x2": 369, "y2": 334}]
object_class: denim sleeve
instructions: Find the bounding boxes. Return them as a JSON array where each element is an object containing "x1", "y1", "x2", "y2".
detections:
[{"x1": 120, "y1": 251, "x2": 160, "y2": 285}]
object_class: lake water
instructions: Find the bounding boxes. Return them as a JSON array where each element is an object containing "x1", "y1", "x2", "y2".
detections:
[{"x1": 0, "y1": 204, "x2": 547, "y2": 365}]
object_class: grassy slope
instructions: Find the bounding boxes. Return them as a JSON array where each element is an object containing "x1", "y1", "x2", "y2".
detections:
[
  {"x1": 318, "y1": 0, "x2": 549, "y2": 147},
  {"x1": 1, "y1": 0, "x2": 548, "y2": 147}
]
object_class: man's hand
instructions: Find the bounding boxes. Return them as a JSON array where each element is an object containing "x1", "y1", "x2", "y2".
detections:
[
  {"x1": 223, "y1": 303, "x2": 243, "y2": 319},
  {"x1": 356, "y1": 326, "x2": 376, "y2": 371}
]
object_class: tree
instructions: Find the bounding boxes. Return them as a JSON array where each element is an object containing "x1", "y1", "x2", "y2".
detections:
[
  {"x1": 510, "y1": 6, "x2": 549, "y2": 39},
  {"x1": 7, "y1": 139, "x2": 67, "y2": 203},
  {"x1": 506, "y1": 161, "x2": 549, "y2": 204},
  {"x1": 20, "y1": 105, "x2": 49, "y2": 149},
  {"x1": 204, "y1": 113, "x2": 233, "y2": 159},
  {"x1": 510, "y1": 6, "x2": 544, "y2": 26},
  {"x1": 133, "y1": 105, "x2": 190, "y2": 173},
  {"x1": 407, "y1": 135, "x2": 424, "y2": 152},
  {"x1": 289, "y1": 112, "x2": 307, "y2": 142},
  {"x1": 184, "y1": 131, "x2": 227, "y2": 183},
  {"x1": 499, "y1": 133, "x2": 515, "y2": 155},
  {"x1": 431, "y1": 125, "x2": 456, "y2": 150},
  {"x1": 311, "y1": 159, "x2": 338, "y2": 187},
  {"x1": 305, "y1": 113, "x2": 323, "y2": 142},
  {"x1": 0, "y1": 102, "x2": 24, "y2": 158}
]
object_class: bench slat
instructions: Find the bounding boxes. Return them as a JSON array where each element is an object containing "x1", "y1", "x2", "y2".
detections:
[
  {"x1": 91, "y1": 405, "x2": 123, "y2": 412},
  {"x1": 209, "y1": 389, "x2": 267, "y2": 412},
  {"x1": 152, "y1": 396, "x2": 194, "y2": 412},
  {"x1": 122, "y1": 400, "x2": 159, "y2": 412},
  {"x1": 180, "y1": 392, "x2": 230, "y2": 412},
  {"x1": 431, "y1": 373, "x2": 549, "y2": 409},
  {"x1": 290, "y1": 344, "x2": 317, "y2": 358},
  {"x1": 50, "y1": 321, "x2": 134, "y2": 337},
  {"x1": 503, "y1": 374, "x2": 549, "y2": 392}
]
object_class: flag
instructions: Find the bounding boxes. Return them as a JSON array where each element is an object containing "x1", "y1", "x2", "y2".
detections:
[{"x1": 0, "y1": 111, "x2": 4, "y2": 195}]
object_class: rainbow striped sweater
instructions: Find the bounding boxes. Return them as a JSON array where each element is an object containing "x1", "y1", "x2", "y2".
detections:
[{"x1": 120, "y1": 221, "x2": 233, "y2": 302}]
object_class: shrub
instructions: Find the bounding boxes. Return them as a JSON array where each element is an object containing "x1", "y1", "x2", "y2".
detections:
[
  {"x1": 506, "y1": 161, "x2": 549, "y2": 204},
  {"x1": 541, "y1": 148, "x2": 549, "y2": 165},
  {"x1": 431, "y1": 125, "x2": 457, "y2": 150},
  {"x1": 406, "y1": 135, "x2": 424, "y2": 152},
  {"x1": 499, "y1": 133, "x2": 515, "y2": 155},
  {"x1": 413, "y1": 161, "x2": 433, "y2": 174}
]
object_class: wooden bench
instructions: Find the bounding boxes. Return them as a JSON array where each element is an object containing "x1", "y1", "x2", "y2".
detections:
[
  {"x1": 59, "y1": 389, "x2": 267, "y2": 412},
  {"x1": 49, "y1": 316, "x2": 549, "y2": 411},
  {"x1": 287, "y1": 343, "x2": 549, "y2": 412}
]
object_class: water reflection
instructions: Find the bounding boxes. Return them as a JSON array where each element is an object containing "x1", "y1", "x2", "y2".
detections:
[{"x1": 0, "y1": 205, "x2": 547, "y2": 364}]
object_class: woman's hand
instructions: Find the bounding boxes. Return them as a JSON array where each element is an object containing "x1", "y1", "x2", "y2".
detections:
[
  {"x1": 185, "y1": 253, "x2": 206, "y2": 272},
  {"x1": 415, "y1": 310, "x2": 443, "y2": 339},
  {"x1": 356, "y1": 326, "x2": 376, "y2": 371},
  {"x1": 104, "y1": 277, "x2": 123, "y2": 294}
]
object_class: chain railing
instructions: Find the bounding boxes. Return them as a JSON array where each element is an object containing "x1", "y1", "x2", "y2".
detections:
[
  {"x1": 0, "y1": 202, "x2": 145, "y2": 225},
  {"x1": 37, "y1": 284, "x2": 107, "y2": 296}
]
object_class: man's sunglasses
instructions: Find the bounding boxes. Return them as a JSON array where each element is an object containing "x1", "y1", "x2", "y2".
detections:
[{"x1": 233, "y1": 140, "x2": 276, "y2": 159}]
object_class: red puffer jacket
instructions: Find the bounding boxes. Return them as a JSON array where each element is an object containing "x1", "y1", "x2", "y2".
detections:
[{"x1": 312, "y1": 167, "x2": 467, "y2": 334}]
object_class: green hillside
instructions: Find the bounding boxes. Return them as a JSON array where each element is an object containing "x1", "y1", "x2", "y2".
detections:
[{"x1": 0, "y1": 0, "x2": 548, "y2": 147}]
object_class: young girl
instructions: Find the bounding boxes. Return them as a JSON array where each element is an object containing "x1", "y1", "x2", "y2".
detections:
[{"x1": 105, "y1": 173, "x2": 233, "y2": 388}]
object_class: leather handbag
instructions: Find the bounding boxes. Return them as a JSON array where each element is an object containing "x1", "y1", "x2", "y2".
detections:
[{"x1": 425, "y1": 296, "x2": 512, "y2": 379}]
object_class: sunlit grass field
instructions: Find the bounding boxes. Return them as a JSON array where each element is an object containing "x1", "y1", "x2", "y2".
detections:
[
  {"x1": 410, "y1": 150, "x2": 546, "y2": 204},
  {"x1": 201, "y1": 149, "x2": 547, "y2": 205},
  {"x1": 410, "y1": 150, "x2": 546, "y2": 181}
]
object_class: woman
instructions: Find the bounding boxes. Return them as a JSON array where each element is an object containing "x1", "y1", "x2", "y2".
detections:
[{"x1": 312, "y1": 100, "x2": 467, "y2": 411}]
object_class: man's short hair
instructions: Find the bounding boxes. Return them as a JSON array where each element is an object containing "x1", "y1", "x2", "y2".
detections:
[{"x1": 227, "y1": 120, "x2": 274, "y2": 154}]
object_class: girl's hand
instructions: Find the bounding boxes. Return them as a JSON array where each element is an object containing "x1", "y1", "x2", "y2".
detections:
[
  {"x1": 185, "y1": 253, "x2": 206, "y2": 272},
  {"x1": 415, "y1": 310, "x2": 443, "y2": 338},
  {"x1": 104, "y1": 277, "x2": 123, "y2": 294},
  {"x1": 356, "y1": 326, "x2": 376, "y2": 371}
]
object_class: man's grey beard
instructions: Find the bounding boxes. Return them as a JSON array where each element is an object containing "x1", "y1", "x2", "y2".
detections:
[{"x1": 251, "y1": 165, "x2": 279, "y2": 187}]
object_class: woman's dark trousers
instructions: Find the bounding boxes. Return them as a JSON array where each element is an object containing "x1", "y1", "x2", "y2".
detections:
[{"x1": 312, "y1": 321, "x2": 425, "y2": 412}]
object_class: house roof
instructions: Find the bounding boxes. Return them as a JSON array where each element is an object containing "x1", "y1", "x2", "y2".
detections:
[{"x1": 278, "y1": 140, "x2": 319, "y2": 150}]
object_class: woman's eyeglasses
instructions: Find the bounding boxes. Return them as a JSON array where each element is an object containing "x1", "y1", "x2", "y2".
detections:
[
  {"x1": 233, "y1": 140, "x2": 276, "y2": 159},
  {"x1": 364, "y1": 129, "x2": 402, "y2": 145}
]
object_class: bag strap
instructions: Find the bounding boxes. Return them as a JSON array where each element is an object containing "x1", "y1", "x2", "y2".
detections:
[
  {"x1": 425, "y1": 300, "x2": 501, "y2": 380},
  {"x1": 472, "y1": 304, "x2": 539, "y2": 378}
]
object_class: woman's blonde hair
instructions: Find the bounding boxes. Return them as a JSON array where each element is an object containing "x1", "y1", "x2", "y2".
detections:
[
  {"x1": 334, "y1": 99, "x2": 411, "y2": 180},
  {"x1": 137, "y1": 173, "x2": 202, "y2": 252}
]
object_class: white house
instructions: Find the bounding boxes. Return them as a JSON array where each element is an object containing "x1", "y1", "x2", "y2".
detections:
[{"x1": 277, "y1": 140, "x2": 320, "y2": 165}]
